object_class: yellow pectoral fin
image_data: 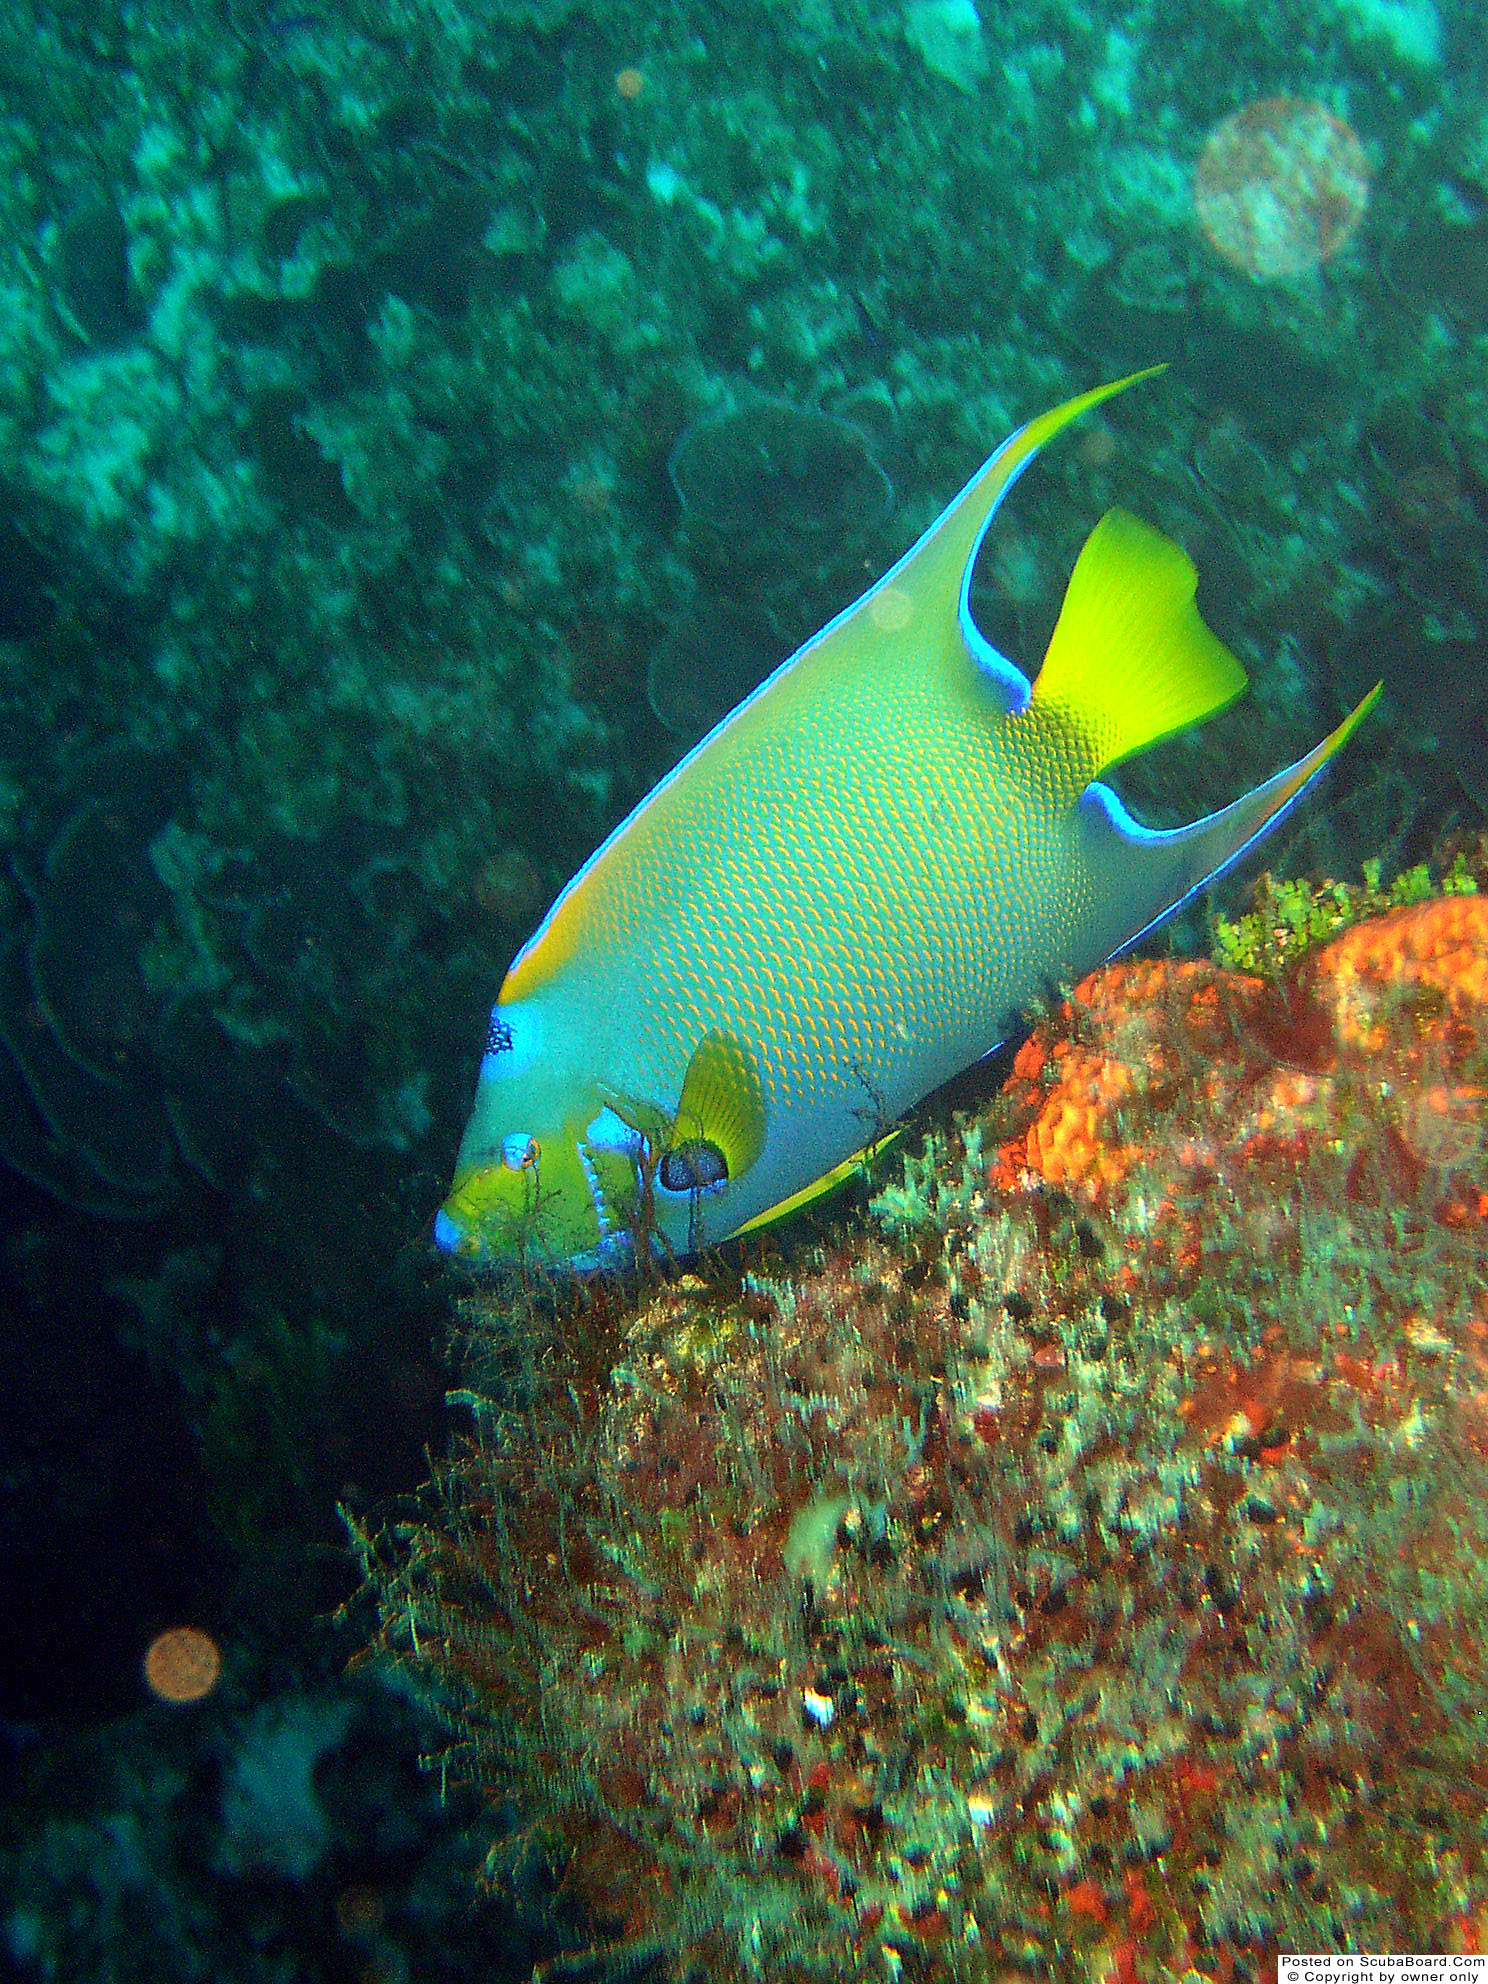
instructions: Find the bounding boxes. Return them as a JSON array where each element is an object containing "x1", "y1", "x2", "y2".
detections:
[
  {"x1": 673, "y1": 1028, "x2": 766, "y2": 1183},
  {"x1": 1032, "y1": 506, "x2": 1248, "y2": 788},
  {"x1": 730, "y1": 1131, "x2": 902, "y2": 1241}
]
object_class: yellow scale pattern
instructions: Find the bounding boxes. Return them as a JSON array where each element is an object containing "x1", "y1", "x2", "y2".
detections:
[{"x1": 535, "y1": 626, "x2": 1097, "y2": 1124}]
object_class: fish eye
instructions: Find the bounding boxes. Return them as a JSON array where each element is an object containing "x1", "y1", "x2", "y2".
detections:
[
  {"x1": 501, "y1": 1133, "x2": 539, "y2": 1170},
  {"x1": 659, "y1": 1139, "x2": 728, "y2": 1194}
]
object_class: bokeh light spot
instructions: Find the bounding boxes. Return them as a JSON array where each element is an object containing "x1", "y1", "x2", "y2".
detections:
[
  {"x1": 1195, "y1": 97, "x2": 1370, "y2": 280},
  {"x1": 143, "y1": 1624, "x2": 222, "y2": 1703}
]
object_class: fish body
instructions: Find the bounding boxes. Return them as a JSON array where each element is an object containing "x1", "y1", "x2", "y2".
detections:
[{"x1": 437, "y1": 372, "x2": 1377, "y2": 1269}]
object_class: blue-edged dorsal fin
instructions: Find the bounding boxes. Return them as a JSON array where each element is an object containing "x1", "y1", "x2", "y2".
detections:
[
  {"x1": 932, "y1": 366, "x2": 1167, "y2": 707},
  {"x1": 814, "y1": 368, "x2": 1168, "y2": 717}
]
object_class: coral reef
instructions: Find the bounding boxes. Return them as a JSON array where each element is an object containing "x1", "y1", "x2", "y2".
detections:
[
  {"x1": 0, "y1": 1667, "x2": 526, "y2": 1984},
  {"x1": 361, "y1": 891, "x2": 1488, "y2": 1981},
  {"x1": 669, "y1": 397, "x2": 892, "y2": 570},
  {"x1": 1208, "y1": 852, "x2": 1477, "y2": 976},
  {"x1": 216, "y1": 1692, "x2": 353, "y2": 1882},
  {"x1": 646, "y1": 595, "x2": 780, "y2": 748}
]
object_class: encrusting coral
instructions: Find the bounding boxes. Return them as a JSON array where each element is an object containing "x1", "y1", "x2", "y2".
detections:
[{"x1": 356, "y1": 883, "x2": 1488, "y2": 1983}]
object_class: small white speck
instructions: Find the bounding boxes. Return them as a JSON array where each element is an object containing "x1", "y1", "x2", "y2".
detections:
[{"x1": 802, "y1": 1687, "x2": 835, "y2": 1728}]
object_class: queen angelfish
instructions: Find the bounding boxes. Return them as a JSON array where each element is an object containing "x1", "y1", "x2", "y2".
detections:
[{"x1": 435, "y1": 370, "x2": 1379, "y2": 1269}]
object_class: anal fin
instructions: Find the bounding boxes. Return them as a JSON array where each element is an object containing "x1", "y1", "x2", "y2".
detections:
[{"x1": 1083, "y1": 682, "x2": 1384, "y2": 960}]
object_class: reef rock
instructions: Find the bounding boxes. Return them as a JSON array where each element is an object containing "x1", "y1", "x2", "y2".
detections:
[{"x1": 363, "y1": 893, "x2": 1488, "y2": 1980}]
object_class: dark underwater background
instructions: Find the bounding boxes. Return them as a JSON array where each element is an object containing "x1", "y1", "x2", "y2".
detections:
[{"x1": 0, "y1": 0, "x2": 1484, "y2": 1977}]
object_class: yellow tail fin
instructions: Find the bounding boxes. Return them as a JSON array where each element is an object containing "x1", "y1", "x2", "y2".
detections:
[{"x1": 1032, "y1": 507, "x2": 1246, "y2": 785}]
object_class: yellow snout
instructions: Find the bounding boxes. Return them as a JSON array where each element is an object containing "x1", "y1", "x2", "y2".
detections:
[{"x1": 434, "y1": 1133, "x2": 610, "y2": 1265}]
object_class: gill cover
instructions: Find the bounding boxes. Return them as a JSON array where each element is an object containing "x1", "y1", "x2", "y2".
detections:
[{"x1": 435, "y1": 998, "x2": 625, "y2": 1265}]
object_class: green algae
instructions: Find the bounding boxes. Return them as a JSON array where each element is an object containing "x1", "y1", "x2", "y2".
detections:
[{"x1": 1211, "y1": 851, "x2": 1479, "y2": 976}]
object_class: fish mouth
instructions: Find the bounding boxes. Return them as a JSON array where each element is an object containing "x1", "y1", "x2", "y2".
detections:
[{"x1": 433, "y1": 1129, "x2": 627, "y2": 1271}]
